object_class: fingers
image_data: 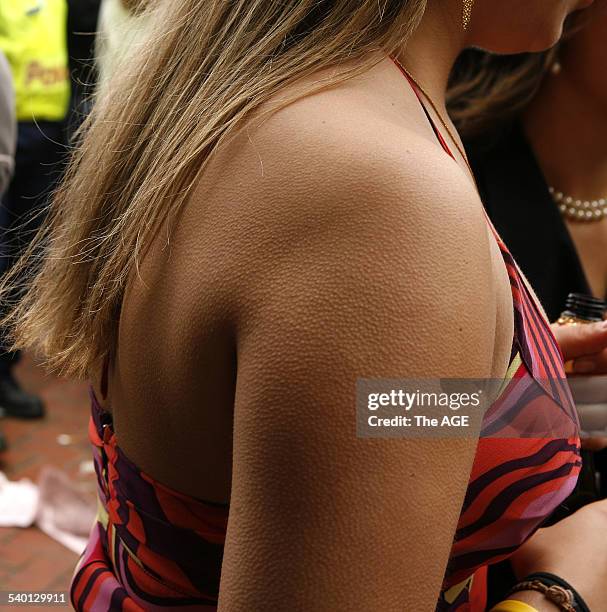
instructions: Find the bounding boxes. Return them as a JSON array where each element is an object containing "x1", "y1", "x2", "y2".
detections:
[
  {"x1": 551, "y1": 320, "x2": 607, "y2": 361},
  {"x1": 571, "y1": 349, "x2": 607, "y2": 374}
]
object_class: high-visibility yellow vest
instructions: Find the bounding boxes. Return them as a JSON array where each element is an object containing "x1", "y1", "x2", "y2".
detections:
[{"x1": 0, "y1": 0, "x2": 69, "y2": 122}]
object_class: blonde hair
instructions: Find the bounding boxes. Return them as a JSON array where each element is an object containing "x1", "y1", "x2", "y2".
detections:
[
  {"x1": 4, "y1": 0, "x2": 427, "y2": 378},
  {"x1": 119, "y1": 0, "x2": 148, "y2": 13}
]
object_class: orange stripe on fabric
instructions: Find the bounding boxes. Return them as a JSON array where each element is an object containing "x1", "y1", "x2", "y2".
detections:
[{"x1": 125, "y1": 551, "x2": 191, "y2": 600}]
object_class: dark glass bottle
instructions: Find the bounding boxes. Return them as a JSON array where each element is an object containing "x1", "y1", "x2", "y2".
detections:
[
  {"x1": 555, "y1": 293, "x2": 607, "y2": 515},
  {"x1": 557, "y1": 293, "x2": 607, "y2": 326}
]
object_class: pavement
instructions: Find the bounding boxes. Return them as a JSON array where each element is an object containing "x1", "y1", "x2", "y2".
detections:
[{"x1": 0, "y1": 353, "x2": 93, "y2": 608}]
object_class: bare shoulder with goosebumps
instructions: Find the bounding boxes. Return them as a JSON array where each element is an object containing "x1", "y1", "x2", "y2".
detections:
[
  {"x1": 197, "y1": 66, "x2": 512, "y2": 610},
  {"x1": 196, "y1": 58, "x2": 513, "y2": 381},
  {"x1": 113, "y1": 59, "x2": 514, "y2": 609}
]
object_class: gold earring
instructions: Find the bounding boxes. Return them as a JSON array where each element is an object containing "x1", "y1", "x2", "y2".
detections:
[
  {"x1": 550, "y1": 60, "x2": 562, "y2": 75},
  {"x1": 462, "y1": 0, "x2": 474, "y2": 30}
]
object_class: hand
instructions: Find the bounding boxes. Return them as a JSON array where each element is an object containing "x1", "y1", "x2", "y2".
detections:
[
  {"x1": 552, "y1": 321, "x2": 607, "y2": 450},
  {"x1": 551, "y1": 320, "x2": 607, "y2": 374},
  {"x1": 510, "y1": 500, "x2": 607, "y2": 612}
]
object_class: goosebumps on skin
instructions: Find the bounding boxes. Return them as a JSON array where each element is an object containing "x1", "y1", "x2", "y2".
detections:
[
  {"x1": 111, "y1": 58, "x2": 514, "y2": 610},
  {"x1": 4, "y1": 0, "x2": 597, "y2": 608},
  {"x1": 217, "y1": 70, "x2": 512, "y2": 612}
]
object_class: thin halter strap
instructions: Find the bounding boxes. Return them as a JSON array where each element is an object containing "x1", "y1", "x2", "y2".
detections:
[
  {"x1": 391, "y1": 59, "x2": 457, "y2": 162},
  {"x1": 391, "y1": 58, "x2": 511, "y2": 250}
]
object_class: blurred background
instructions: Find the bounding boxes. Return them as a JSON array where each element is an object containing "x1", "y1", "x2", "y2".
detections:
[
  {"x1": 0, "y1": 0, "x2": 102, "y2": 598},
  {"x1": 1, "y1": 0, "x2": 607, "y2": 606}
]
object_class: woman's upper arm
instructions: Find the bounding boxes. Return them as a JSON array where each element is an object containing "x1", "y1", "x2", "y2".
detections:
[{"x1": 214, "y1": 121, "x2": 501, "y2": 611}]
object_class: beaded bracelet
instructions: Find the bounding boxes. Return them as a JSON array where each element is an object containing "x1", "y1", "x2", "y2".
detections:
[
  {"x1": 507, "y1": 572, "x2": 590, "y2": 612},
  {"x1": 508, "y1": 580, "x2": 574, "y2": 612}
]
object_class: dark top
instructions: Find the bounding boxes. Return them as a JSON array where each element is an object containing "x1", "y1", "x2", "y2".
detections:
[
  {"x1": 66, "y1": 0, "x2": 101, "y2": 134},
  {"x1": 466, "y1": 120, "x2": 593, "y2": 322},
  {"x1": 67, "y1": 0, "x2": 101, "y2": 87},
  {"x1": 467, "y1": 119, "x2": 607, "y2": 607}
]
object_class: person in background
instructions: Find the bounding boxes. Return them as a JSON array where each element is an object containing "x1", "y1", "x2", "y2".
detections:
[
  {"x1": 0, "y1": 51, "x2": 15, "y2": 197},
  {"x1": 0, "y1": 0, "x2": 70, "y2": 418},
  {"x1": 449, "y1": 1, "x2": 607, "y2": 605},
  {"x1": 66, "y1": 0, "x2": 102, "y2": 137},
  {"x1": 0, "y1": 49, "x2": 16, "y2": 450},
  {"x1": 5, "y1": 0, "x2": 607, "y2": 610},
  {"x1": 450, "y1": 3, "x2": 606, "y2": 319}
]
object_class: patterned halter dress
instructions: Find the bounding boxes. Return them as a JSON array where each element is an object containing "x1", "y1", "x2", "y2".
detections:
[{"x1": 70, "y1": 62, "x2": 581, "y2": 611}]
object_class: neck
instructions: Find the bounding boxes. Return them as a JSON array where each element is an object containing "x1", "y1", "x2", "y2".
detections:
[
  {"x1": 523, "y1": 67, "x2": 607, "y2": 199},
  {"x1": 396, "y1": 2, "x2": 466, "y2": 113}
]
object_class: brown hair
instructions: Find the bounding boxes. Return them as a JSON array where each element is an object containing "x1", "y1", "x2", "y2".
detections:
[
  {"x1": 448, "y1": 13, "x2": 588, "y2": 139},
  {"x1": 3, "y1": 0, "x2": 428, "y2": 378},
  {"x1": 447, "y1": 49, "x2": 558, "y2": 139}
]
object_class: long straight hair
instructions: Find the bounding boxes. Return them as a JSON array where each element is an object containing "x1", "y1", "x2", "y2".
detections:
[
  {"x1": 119, "y1": 0, "x2": 148, "y2": 13},
  {"x1": 4, "y1": 0, "x2": 427, "y2": 377}
]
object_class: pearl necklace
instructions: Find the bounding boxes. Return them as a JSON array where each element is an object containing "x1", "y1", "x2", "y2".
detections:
[{"x1": 548, "y1": 186, "x2": 607, "y2": 222}]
